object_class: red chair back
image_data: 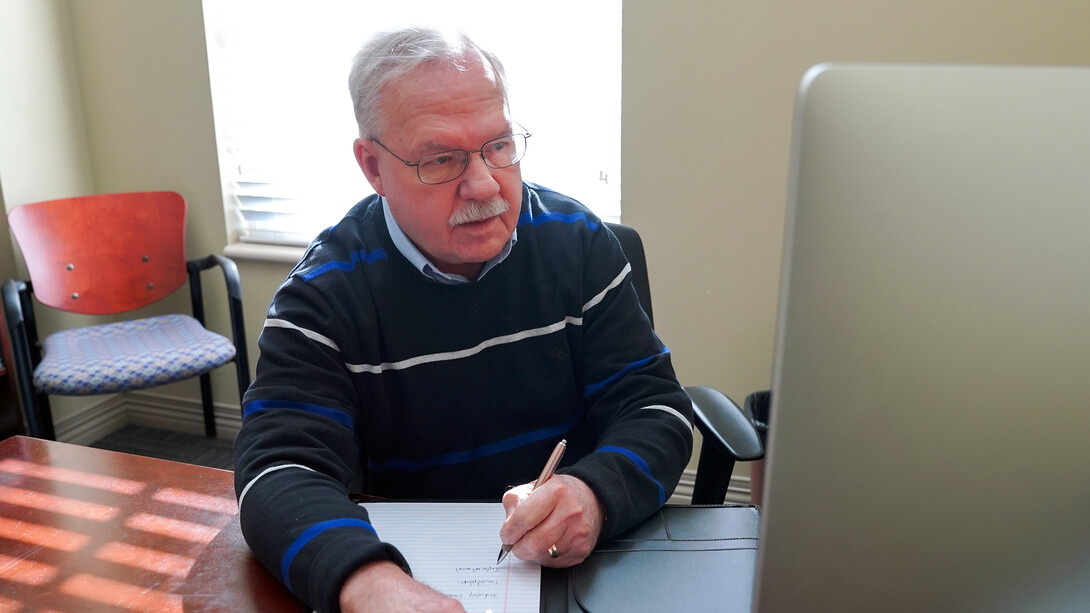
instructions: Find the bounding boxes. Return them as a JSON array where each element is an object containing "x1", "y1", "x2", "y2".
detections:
[{"x1": 8, "y1": 191, "x2": 189, "y2": 315}]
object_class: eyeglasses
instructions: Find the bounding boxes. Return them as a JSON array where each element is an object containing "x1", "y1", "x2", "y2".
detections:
[{"x1": 370, "y1": 129, "x2": 531, "y2": 185}]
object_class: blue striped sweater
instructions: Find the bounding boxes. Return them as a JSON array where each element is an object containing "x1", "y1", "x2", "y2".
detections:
[{"x1": 233, "y1": 183, "x2": 693, "y2": 612}]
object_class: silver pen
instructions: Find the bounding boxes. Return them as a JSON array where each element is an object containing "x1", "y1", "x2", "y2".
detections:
[{"x1": 497, "y1": 439, "x2": 567, "y2": 564}]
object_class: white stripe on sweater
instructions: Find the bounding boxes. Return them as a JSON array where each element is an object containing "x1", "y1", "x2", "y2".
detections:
[
  {"x1": 263, "y1": 264, "x2": 631, "y2": 375},
  {"x1": 643, "y1": 404, "x2": 693, "y2": 432},
  {"x1": 584, "y1": 264, "x2": 630, "y2": 313},
  {"x1": 265, "y1": 318, "x2": 341, "y2": 352},
  {"x1": 238, "y1": 463, "x2": 317, "y2": 511},
  {"x1": 347, "y1": 316, "x2": 583, "y2": 374}
]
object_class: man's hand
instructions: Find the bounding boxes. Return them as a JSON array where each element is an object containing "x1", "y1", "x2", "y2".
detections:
[
  {"x1": 339, "y1": 560, "x2": 465, "y2": 613},
  {"x1": 499, "y1": 474, "x2": 603, "y2": 567}
]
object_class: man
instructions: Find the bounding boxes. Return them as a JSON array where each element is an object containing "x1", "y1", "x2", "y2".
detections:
[{"x1": 234, "y1": 27, "x2": 693, "y2": 613}]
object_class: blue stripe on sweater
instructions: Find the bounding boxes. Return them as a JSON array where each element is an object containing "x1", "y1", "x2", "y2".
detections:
[
  {"x1": 301, "y1": 248, "x2": 388, "y2": 281},
  {"x1": 595, "y1": 445, "x2": 666, "y2": 506},
  {"x1": 583, "y1": 348, "x2": 670, "y2": 398},
  {"x1": 369, "y1": 414, "x2": 581, "y2": 473},
  {"x1": 518, "y1": 211, "x2": 599, "y2": 231},
  {"x1": 243, "y1": 399, "x2": 355, "y2": 430},
  {"x1": 280, "y1": 518, "x2": 376, "y2": 592}
]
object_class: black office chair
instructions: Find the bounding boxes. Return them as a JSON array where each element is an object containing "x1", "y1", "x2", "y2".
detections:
[{"x1": 605, "y1": 222, "x2": 765, "y2": 504}]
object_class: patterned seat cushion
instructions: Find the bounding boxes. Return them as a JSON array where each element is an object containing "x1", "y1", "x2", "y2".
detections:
[{"x1": 34, "y1": 314, "x2": 237, "y2": 395}]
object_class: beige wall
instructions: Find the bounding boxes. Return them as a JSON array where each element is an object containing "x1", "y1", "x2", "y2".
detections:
[
  {"x1": 0, "y1": 0, "x2": 99, "y2": 421},
  {"x1": 0, "y1": 0, "x2": 95, "y2": 286},
  {"x1": 2, "y1": 0, "x2": 1089, "y2": 442},
  {"x1": 624, "y1": 0, "x2": 1090, "y2": 402}
]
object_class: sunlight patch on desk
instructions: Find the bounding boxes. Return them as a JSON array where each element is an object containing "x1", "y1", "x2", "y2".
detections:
[
  {"x1": 0, "y1": 516, "x2": 91, "y2": 552},
  {"x1": 60, "y1": 573, "x2": 182, "y2": 612},
  {"x1": 0, "y1": 485, "x2": 118, "y2": 521},
  {"x1": 124, "y1": 513, "x2": 221, "y2": 544},
  {"x1": 152, "y1": 487, "x2": 238, "y2": 515},
  {"x1": 0, "y1": 553, "x2": 59, "y2": 586},
  {"x1": 0, "y1": 459, "x2": 145, "y2": 495},
  {"x1": 93, "y1": 541, "x2": 195, "y2": 578}
]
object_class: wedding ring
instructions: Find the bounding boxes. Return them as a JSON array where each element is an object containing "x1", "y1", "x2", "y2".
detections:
[{"x1": 548, "y1": 545, "x2": 560, "y2": 558}]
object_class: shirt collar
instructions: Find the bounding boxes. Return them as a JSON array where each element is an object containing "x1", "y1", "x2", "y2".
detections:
[{"x1": 382, "y1": 197, "x2": 517, "y2": 285}]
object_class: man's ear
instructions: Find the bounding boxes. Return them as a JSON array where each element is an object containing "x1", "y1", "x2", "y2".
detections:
[{"x1": 354, "y1": 137, "x2": 386, "y2": 196}]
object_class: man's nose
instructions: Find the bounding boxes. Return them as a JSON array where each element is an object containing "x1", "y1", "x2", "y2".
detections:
[{"x1": 457, "y1": 154, "x2": 501, "y2": 201}]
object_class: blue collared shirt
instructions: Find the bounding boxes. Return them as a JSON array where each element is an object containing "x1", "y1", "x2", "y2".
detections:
[{"x1": 382, "y1": 197, "x2": 517, "y2": 285}]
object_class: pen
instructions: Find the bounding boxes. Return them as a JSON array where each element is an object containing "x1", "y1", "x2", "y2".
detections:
[{"x1": 497, "y1": 439, "x2": 567, "y2": 564}]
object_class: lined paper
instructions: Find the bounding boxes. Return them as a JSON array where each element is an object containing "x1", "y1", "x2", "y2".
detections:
[{"x1": 360, "y1": 502, "x2": 540, "y2": 613}]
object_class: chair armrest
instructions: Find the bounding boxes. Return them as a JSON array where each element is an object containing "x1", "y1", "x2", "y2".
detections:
[
  {"x1": 185, "y1": 255, "x2": 251, "y2": 398},
  {"x1": 2, "y1": 279, "x2": 27, "y2": 331},
  {"x1": 187, "y1": 254, "x2": 244, "y2": 303},
  {"x1": 2, "y1": 280, "x2": 37, "y2": 378},
  {"x1": 686, "y1": 385, "x2": 764, "y2": 462},
  {"x1": 686, "y1": 385, "x2": 765, "y2": 505}
]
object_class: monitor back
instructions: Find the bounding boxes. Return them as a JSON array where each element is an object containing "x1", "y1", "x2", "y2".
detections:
[{"x1": 755, "y1": 63, "x2": 1090, "y2": 613}]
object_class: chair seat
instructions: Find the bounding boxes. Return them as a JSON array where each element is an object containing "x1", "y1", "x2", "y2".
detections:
[{"x1": 34, "y1": 314, "x2": 237, "y2": 395}]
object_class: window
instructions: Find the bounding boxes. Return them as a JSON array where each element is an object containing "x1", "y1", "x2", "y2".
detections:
[{"x1": 204, "y1": 1, "x2": 621, "y2": 247}]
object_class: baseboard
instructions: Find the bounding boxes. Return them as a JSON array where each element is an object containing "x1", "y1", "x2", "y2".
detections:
[
  {"x1": 122, "y1": 391, "x2": 243, "y2": 439},
  {"x1": 53, "y1": 392, "x2": 242, "y2": 445},
  {"x1": 53, "y1": 396, "x2": 131, "y2": 445}
]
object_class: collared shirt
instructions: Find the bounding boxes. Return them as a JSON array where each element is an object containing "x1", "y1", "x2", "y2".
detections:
[{"x1": 382, "y1": 197, "x2": 517, "y2": 285}]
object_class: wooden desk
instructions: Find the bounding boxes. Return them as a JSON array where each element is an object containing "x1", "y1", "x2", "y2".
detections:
[{"x1": 0, "y1": 435, "x2": 305, "y2": 612}]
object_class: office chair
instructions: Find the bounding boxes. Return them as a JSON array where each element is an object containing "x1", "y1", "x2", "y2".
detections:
[
  {"x1": 2, "y1": 191, "x2": 250, "y2": 440},
  {"x1": 605, "y1": 222, "x2": 765, "y2": 504}
]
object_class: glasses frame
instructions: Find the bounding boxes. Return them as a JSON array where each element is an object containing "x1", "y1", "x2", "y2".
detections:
[{"x1": 369, "y1": 125, "x2": 531, "y2": 185}]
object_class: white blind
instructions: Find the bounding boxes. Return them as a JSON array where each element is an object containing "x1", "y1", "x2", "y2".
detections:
[{"x1": 205, "y1": 1, "x2": 621, "y2": 247}]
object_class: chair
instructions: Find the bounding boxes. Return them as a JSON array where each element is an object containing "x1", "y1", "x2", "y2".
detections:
[
  {"x1": 2, "y1": 191, "x2": 250, "y2": 440},
  {"x1": 605, "y1": 222, "x2": 765, "y2": 504}
]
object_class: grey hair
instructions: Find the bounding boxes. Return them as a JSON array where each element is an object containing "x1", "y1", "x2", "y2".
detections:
[{"x1": 348, "y1": 27, "x2": 509, "y2": 139}]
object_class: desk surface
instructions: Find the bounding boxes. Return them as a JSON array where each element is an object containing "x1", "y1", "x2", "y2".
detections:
[{"x1": 0, "y1": 435, "x2": 305, "y2": 612}]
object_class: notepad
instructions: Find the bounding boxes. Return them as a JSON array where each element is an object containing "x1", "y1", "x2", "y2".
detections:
[{"x1": 360, "y1": 502, "x2": 541, "y2": 613}]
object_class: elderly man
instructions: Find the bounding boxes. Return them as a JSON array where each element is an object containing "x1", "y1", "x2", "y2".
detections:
[{"x1": 234, "y1": 27, "x2": 693, "y2": 613}]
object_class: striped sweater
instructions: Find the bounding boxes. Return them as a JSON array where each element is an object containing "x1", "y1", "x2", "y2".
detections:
[{"x1": 233, "y1": 183, "x2": 694, "y2": 612}]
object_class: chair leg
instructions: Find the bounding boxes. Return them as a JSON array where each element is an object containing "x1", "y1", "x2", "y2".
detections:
[
  {"x1": 691, "y1": 439, "x2": 735, "y2": 505},
  {"x1": 233, "y1": 357, "x2": 251, "y2": 417},
  {"x1": 13, "y1": 364, "x2": 55, "y2": 440},
  {"x1": 199, "y1": 372, "x2": 216, "y2": 437},
  {"x1": 27, "y1": 392, "x2": 57, "y2": 441}
]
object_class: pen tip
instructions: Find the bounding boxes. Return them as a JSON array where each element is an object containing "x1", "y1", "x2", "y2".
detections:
[{"x1": 496, "y1": 549, "x2": 508, "y2": 564}]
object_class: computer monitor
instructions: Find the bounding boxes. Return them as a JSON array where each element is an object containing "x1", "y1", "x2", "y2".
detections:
[{"x1": 754, "y1": 63, "x2": 1090, "y2": 613}]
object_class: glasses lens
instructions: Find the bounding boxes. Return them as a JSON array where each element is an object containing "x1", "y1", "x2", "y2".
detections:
[
  {"x1": 482, "y1": 134, "x2": 528, "y2": 169},
  {"x1": 413, "y1": 133, "x2": 529, "y2": 184},
  {"x1": 417, "y1": 150, "x2": 469, "y2": 184}
]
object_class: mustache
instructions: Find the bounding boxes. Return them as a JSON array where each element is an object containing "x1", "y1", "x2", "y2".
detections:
[{"x1": 448, "y1": 198, "x2": 511, "y2": 226}]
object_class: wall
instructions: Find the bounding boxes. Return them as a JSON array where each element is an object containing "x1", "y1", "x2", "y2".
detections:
[
  {"x1": 0, "y1": 0, "x2": 95, "y2": 280},
  {"x1": 622, "y1": 1, "x2": 1090, "y2": 473},
  {"x1": 0, "y1": 0, "x2": 95, "y2": 209},
  {"x1": 1, "y1": 1, "x2": 1089, "y2": 453},
  {"x1": 624, "y1": 0, "x2": 1090, "y2": 396},
  {"x1": 0, "y1": 0, "x2": 98, "y2": 424}
]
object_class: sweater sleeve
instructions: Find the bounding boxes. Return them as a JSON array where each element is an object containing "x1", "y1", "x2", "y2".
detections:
[
  {"x1": 556, "y1": 223, "x2": 695, "y2": 541},
  {"x1": 233, "y1": 272, "x2": 408, "y2": 613}
]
